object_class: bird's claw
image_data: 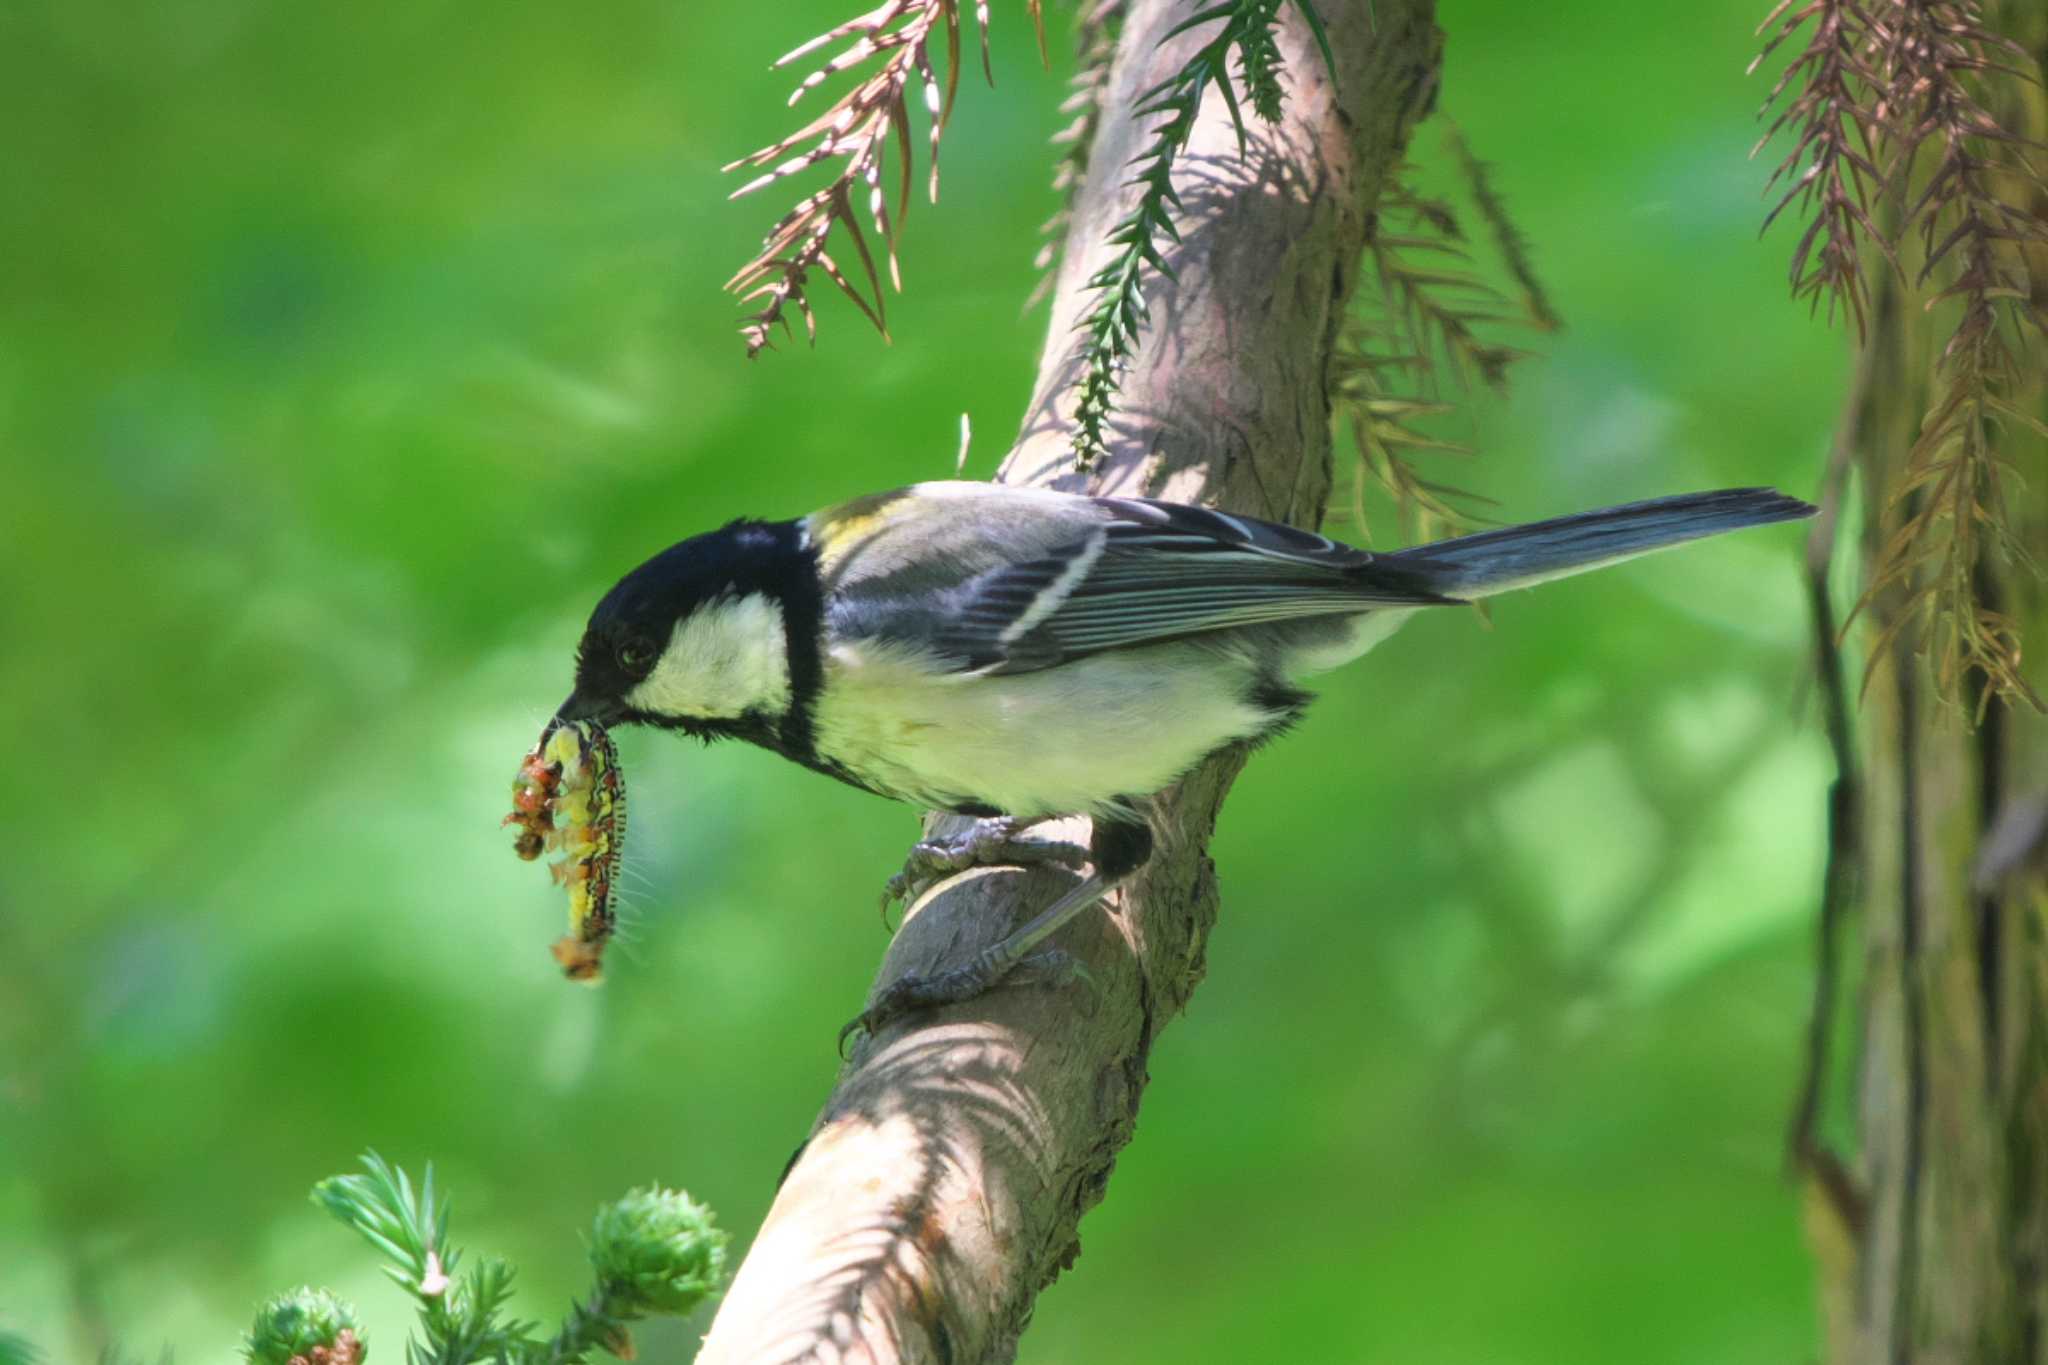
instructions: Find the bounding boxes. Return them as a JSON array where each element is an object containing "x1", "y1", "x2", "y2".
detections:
[
  {"x1": 837, "y1": 947, "x2": 1092, "y2": 1055},
  {"x1": 877, "y1": 817, "x2": 1084, "y2": 918},
  {"x1": 839, "y1": 963, "x2": 987, "y2": 1054}
]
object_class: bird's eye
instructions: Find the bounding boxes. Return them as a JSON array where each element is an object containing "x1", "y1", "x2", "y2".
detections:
[{"x1": 617, "y1": 640, "x2": 654, "y2": 674}]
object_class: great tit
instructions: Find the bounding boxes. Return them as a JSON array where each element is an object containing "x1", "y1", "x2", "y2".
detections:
[{"x1": 554, "y1": 480, "x2": 1813, "y2": 1030}]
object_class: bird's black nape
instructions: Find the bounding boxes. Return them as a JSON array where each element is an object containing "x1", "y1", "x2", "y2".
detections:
[{"x1": 584, "y1": 517, "x2": 804, "y2": 649}]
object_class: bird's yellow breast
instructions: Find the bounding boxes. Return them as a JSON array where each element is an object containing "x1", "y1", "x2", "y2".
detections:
[{"x1": 809, "y1": 636, "x2": 1271, "y2": 818}]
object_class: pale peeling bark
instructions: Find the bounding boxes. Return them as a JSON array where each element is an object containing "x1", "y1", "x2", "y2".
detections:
[{"x1": 694, "y1": 3, "x2": 1440, "y2": 1361}]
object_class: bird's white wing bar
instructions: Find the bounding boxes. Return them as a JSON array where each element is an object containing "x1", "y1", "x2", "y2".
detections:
[{"x1": 995, "y1": 528, "x2": 1106, "y2": 646}]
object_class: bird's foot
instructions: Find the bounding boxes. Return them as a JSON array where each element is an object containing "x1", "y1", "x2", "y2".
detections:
[
  {"x1": 843, "y1": 870, "x2": 1115, "y2": 1053},
  {"x1": 838, "y1": 947, "x2": 1093, "y2": 1054},
  {"x1": 878, "y1": 816, "x2": 1086, "y2": 918}
]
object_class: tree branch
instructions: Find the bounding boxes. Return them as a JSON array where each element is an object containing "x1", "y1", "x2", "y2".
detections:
[{"x1": 695, "y1": 3, "x2": 1440, "y2": 1361}]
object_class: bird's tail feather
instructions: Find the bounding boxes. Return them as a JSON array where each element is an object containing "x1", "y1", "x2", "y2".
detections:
[{"x1": 1380, "y1": 488, "x2": 1816, "y2": 599}]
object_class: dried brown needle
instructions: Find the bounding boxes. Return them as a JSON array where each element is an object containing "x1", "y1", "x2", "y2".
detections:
[{"x1": 725, "y1": 1, "x2": 1048, "y2": 356}]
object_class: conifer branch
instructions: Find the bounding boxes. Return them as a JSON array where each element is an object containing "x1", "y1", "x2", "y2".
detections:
[
  {"x1": 1754, "y1": 0, "x2": 2046, "y2": 712},
  {"x1": 243, "y1": 1154, "x2": 727, "y2": 1365},
  {"x1": 725, "y1": 1, "x2": 1050, "y2": 356},
  {"x1": 1864, "y1": 0, "x2": 2047, "y2": 711},
  {"x1": 1752, "y1": 0, "x2": 1893, "y2": 337},
  {"x1": 1069, "y1": 0, "x2": 1336, "y2": 464},
  {"x1": 1368, "y1": 180, "x2": 1536, "y2": 394},
  {"x1": 1331, "y1": 321, "x2": 1481, "y2": 543},
  {"x1": 1330, "y1": 158, "x2": 1546, "y2": 543}
]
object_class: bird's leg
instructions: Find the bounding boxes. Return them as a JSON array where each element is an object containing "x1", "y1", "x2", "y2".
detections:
[
  {"x1": 844, "y1": 816, "x2": 1153, "y2": 1049},
  {"x1": 879, "y1": 814, "x2": 1087, "y2": 915}
]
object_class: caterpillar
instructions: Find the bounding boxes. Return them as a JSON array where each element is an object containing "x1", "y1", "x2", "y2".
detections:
[{"x1": 506, "y1": 718, "x2": 625, "y2": 983}]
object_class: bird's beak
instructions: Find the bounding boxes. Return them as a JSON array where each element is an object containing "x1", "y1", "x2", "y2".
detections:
[{"x1": 554, "y1": 688, "x2": 625, "y2": 727}]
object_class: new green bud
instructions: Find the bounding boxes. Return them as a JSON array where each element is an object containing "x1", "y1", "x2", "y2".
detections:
[
  {"x1": 589, "y1": 1187, "x2": 729, "y2": 1316},
  {"x1": 244, "y1": 1287, "x2": 364, "y2": 1365}
]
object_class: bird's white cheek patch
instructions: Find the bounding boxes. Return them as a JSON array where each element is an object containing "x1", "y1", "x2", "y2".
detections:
[{"x1": 626, "y1": 594, "x2": 790, "y2": 719}]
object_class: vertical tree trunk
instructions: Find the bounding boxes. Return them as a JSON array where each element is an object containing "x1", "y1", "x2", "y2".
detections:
[{"x1": 1803, "y1": 13, "x2": 2048, "y2": 1359}]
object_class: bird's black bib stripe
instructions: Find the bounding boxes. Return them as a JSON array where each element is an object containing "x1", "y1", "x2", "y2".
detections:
[{"x1": 769, "y1": 518, "x2": 826, "y2": 763}]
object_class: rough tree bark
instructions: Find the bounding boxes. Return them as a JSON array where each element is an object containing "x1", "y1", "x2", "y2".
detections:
[
  {"x1": 694, "y1": 2, "x2": 1440, "y2": 1361},
  {"x1": 1798, "y1": 11, "x2": 2048, "y2": 1359}
]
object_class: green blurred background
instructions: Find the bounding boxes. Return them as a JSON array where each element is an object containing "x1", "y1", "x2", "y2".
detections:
[{"x1": 0, "y1": 0, "x2": 1843, "y2": 1359}]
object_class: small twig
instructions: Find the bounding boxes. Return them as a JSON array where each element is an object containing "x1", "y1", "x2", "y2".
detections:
[
  {"x1": 1785, "y1": 352, "x2": 1869, "y2": 1237},
  {"x1": 1443, "y1": 119, "x2": 1560, "y2": 331}
]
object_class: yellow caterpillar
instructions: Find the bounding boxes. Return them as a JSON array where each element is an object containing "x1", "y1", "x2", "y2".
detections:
[{"x1": 507, "y1": 719, "x2": 625, "y2": 982}]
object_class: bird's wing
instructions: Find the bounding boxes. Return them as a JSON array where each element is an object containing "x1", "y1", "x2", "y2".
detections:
[{"x1": 923, "y1": 495, "x2": 1461, "y2": 674}]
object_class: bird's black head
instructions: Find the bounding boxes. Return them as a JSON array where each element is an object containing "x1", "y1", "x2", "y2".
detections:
[{"x1": 555, "y1": 518, "x2": 810, "y2": 733}]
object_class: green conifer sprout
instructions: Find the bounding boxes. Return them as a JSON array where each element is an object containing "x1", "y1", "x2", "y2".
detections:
[
  {"x1": 243, "y1": 1287, "x2": 364, "y2": 1365},
  {"x1": 589, "y1": 1186, "x2": 731, "y2": 1317}
]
